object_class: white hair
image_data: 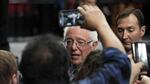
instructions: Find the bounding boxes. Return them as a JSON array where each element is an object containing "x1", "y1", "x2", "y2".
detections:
[
  {"x1": 89, "y1": 31, "x2": 98, "y2": 41},
  {"x1": 63, "y1": 26, "x2": 98, "y2": 41},
  {"x1": 63, "y1": 27, "x2": 70, "y2": 40},
  {"x1": 63, "y1": 27, "x2": 103, "y2": 50}
]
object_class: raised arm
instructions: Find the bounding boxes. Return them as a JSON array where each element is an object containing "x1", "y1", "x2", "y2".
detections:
[{"x1": 78, "y1": 5, "x2": 126, "y2": 53}]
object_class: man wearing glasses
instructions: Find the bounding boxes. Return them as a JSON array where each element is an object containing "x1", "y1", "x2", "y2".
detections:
[{"x1": 63, "y1": 26, "x2": 98, "y2": 81}]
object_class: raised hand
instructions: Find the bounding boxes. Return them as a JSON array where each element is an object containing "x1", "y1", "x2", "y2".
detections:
[{"x1": 77, "y1": 5, "x2": 108, "y2": 31}]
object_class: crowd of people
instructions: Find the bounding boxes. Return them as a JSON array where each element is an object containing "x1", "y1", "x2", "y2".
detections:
[{"x1": 0, "y1": 0, "x2": 150, "y2": 84}]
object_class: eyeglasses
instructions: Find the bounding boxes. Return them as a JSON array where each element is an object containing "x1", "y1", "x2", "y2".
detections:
[{"x1": 64, "y1": 39, "x2": 93, "y2": 47}]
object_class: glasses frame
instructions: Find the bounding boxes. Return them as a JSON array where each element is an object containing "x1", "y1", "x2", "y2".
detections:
[{"x1": 64, "y1": 39, "x2": 93, "y2": 47}]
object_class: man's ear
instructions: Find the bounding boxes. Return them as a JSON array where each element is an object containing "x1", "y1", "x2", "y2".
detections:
[
  {"x1": 92, "y1": 41, "x2": 98, "y2": 50},
  {"x1": 140, "y1": 25, "x2": 146, "y2": 37},
  {"x1": 11, "y1": 72, "x2": 19, "y2": 84}
]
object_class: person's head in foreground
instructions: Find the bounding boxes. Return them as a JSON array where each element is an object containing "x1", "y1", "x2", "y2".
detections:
[
  {"x1": 0, "y1": 50, "x2": 18, "y2": 84},
  {"x1": 19, "y1": 34, "x2": 70, "y2": 84}
]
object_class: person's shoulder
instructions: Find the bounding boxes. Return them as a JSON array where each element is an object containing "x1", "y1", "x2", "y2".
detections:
[{"x1": 102, "y1": 47, "x2": 127, "y2": 57}]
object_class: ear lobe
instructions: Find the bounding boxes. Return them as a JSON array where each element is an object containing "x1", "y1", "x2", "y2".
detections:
[
  {"x1": 140, "y1": 26, "x2": 146, "y2": 37},
  {"x1": 92, "y1": 41, "x2": 98, "y2": 50}
]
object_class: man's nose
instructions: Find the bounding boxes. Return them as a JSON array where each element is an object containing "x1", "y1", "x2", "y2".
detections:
[
  {"x1": 71, "y1": 42, "x2": 78, "y2": 50},
  {"x1": 123, "y1": 31, "x2": 129, "y2": 39}
]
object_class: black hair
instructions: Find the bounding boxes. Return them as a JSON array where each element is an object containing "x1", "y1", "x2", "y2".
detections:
[{"x1": 19, "y1": 34, "x2": 70, "y2": 84}]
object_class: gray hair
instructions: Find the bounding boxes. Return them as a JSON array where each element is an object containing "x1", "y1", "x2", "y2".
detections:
[
  {"x1": 63, "y1": 27, "x2": 103, "y2": 50},
  {"x1": 63, "y1": 27, "x2": 98, "y2": 42}
]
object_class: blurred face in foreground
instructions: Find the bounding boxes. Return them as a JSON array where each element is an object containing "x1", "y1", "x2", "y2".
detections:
[
  {"x1": 64, "y1": 26, "x2": 97, "y2": 66},
  {"x1": 116, "y1": 14, "x2": 145, "y2": 54}
]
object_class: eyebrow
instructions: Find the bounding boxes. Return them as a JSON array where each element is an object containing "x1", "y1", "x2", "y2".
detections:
[
  {"x1": 65, "y1": 38, "x2": 88, "y2": 43},
  {"x1": 127, "y1": 26, "x2": 135, "y2": 29},
  {"x1": 117, "y1": 25, "x2": 135, "y2": 29}
]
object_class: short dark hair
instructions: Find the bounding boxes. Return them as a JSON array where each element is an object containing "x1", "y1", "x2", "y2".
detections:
[
  {"x1": 19, "y1": 34, "x2": 70, "y2": 84},
  {"x1": 116, "y1": 8, "x2": 144, "y2": 27},
  {"x1": 0, "y1": 50, "x2": 18, "y2": 84}
]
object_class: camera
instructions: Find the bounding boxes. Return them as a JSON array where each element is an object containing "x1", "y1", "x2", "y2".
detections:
[
  {"x1": 131, "y1": 42, "x2": 149, "y2": 70},
  {"x1": 59, "y1": 9, "x2": 85, "y2": 27}
]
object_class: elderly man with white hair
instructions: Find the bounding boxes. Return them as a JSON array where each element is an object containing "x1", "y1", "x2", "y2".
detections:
[{"x1": 63, "y1": 26, "x2": 99, "y2": 81}]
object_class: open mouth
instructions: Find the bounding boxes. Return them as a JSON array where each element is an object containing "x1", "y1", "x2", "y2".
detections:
[{"x1": 71, "y1": 54, "x2": 80, "y2": 59}]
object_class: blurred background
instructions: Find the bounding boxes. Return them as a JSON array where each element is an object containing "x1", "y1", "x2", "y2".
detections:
[{"x1": 0, "y1": 0, "x2": 150, "y2": 62}]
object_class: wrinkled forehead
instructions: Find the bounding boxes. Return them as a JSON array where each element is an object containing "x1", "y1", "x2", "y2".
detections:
[{"x1": 65, "y1": 26, "x2": 91, "y2": 40}]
